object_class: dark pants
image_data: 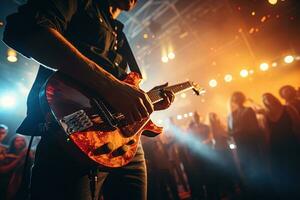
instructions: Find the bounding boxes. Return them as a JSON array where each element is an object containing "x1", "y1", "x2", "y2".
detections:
[{"x1": 30, "y1": 132, "x2": 147, "y2": 200}]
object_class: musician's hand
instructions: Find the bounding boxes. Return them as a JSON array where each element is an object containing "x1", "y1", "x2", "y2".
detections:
[
  {"x1": 154, "y1": 90, "x2": 175, "y2": 110},
  {"x1": 150, "y1": 83, "x2": 175, "y2": 111},
  {"x1": 106, "y1": 81, "x2": 154, "y2": 124}
]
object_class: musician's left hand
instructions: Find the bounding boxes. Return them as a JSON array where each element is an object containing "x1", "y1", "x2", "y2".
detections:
[{"x1": 150, "y1": 83, "x2": 175, "y2": 111}]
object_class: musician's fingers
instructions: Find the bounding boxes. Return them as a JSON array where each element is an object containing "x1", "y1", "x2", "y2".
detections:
[{"x1": 164, "y1": 90, "x2": 175, "y2": 103}]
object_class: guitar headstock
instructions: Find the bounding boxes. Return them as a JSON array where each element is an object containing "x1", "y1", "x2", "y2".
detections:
[{"x1": 189, "y1": 81, "x2": 206, "y2": 96}]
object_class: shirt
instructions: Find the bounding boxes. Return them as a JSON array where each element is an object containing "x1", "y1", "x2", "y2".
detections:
[{"x1": 3, "y1": 0, "x2": 136, "y2": 135}]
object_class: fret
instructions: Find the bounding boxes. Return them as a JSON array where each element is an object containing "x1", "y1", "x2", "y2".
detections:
[{"x1": 147, "y1": 81, "x2": 193, "y2": 104}]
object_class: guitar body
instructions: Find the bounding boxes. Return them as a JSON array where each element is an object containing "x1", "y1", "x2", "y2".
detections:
[{"x1": 40, "y1": 72, "x2": 163, "y2": 168}]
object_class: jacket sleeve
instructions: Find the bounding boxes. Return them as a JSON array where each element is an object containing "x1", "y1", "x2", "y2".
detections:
[{"x1": 2, "y1": 0, "x2": 79, "y2": 58}]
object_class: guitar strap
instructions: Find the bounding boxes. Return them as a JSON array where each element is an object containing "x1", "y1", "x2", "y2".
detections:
[{"x1": 121, "y1": 32, "x2": 143, "y2": 79}]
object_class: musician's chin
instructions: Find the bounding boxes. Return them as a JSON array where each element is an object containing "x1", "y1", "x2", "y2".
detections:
[{"x1": 113, "y1": 0, "x2": 137, "y2": 11}]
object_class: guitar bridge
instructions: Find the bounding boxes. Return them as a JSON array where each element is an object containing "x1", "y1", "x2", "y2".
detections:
[{"x1": 59, "y1": 110, "x2": 93, "y2": 136}]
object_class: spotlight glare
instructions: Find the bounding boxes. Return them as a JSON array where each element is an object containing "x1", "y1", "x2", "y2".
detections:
[
  {"x1": 168, "y1": 52, "x2": 176, "y2": 60},
  {"x1": 188, "y1": 112, "x2": 193, "y2": 117},
  {"x1": 284, "y1": 55, "x2": 294, "y2": 64},
  {"x1": 209, "y1": 79, "x2": 218, "y2": 88},
  {"x1": 0, "y1": 94, "x2": 16, "y2": 108},
  {"x1": 224, "y1": 74, "x2": 233, "y2": 82},
  {"x1": 161, "y1": 56, "x2": 169, "y2": 63},
  {"x1": 184, "y1": 114, "x2": 188, "y2": 118},
  {"x1": 229, "y1": 144, "x2": 236, "y2": 149},
  {"x1": 260, "y1": 63, "x2": 269, "y2": 71},
  {"x1": 176, "y1": 115, "x2": 183, "y2": 120},
  {"x1": 240, "y1": 69, "x2": 249, "y2": 78}
]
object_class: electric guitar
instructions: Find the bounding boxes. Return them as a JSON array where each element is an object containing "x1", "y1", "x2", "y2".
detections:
[{"x1": 39, "y1": 72, "x2": 203, "y2": 168}]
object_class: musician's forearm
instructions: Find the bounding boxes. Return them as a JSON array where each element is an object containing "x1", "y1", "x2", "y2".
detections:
[{"x1": 5, "y1": 27, "x2": 120, "y2": 94}]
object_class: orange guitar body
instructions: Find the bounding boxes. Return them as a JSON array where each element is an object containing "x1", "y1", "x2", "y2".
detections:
[{"x1": 41, "y1": 72, "x2": 163, "y2": 168}]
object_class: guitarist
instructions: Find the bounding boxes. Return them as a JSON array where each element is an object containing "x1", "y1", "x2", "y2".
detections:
[{"x1": 3, "y1": 0, "x2": 174, "y2": 199}]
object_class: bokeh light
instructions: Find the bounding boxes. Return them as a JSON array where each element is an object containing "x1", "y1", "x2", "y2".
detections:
[
  {"x1": 284, "y1": 55, "x2": 294, "y2": 64},
  {"x1": 260, "y1": 63, "x2": 269, "y2": 71},
  {"x1": 224, "y1": 74, "x2": 233, "y2": 82},
  {"x1": 268, "y1": 0, "x2": 278, "y2": 5},
  {"x1": 209, "y1": 79, "x2": 218, "y2": 88},
  {"x1": 240, "y1": 69, "x2": 249, "y2": 78}
]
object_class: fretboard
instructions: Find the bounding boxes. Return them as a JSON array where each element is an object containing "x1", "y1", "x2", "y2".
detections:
[{"x1": 147, "y1": 82, "x2": 193, "y2": 104}]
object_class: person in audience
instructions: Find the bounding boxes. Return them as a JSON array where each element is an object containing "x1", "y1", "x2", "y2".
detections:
[
  {"x1": 0, "y1": 124, "x2": 9, "y2": 200},
  {"x1": 227, "y1": 91, "x2": 263, "y2": 198},
  {"x1": 0, "y1": 125, "x2": 9, "y2": 159},
  {"x1": 279, "y1": 85, "x2": 300, "y2": 114},
  {"x1": 0, "y1": 135, "x2": 30, "y2": 200},
  {"x1": 262, "y1": 93, "x2": 300, "y2": 199},
  {"x1": 209, "y1": 112, "x2": 237, "y2": 200}
]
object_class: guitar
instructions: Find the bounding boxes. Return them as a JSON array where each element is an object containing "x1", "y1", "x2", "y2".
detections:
[{"x1": 39, "y1": 72, "x2": 203, "y2": 168}]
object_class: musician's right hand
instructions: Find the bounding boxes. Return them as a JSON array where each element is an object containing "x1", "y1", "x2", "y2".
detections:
[{"x1": 105, "y1": 81, "x2": 154, "y2": 124}]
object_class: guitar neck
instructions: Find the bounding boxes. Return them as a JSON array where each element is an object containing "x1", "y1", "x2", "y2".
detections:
[{"x1": 147, "y1": 81, "x2": 193, "y2": 104}]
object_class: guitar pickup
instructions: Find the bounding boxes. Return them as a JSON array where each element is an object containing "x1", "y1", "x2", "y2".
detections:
[{"x1": 59, "y1": 110, "x2": 93, "y2": 136}]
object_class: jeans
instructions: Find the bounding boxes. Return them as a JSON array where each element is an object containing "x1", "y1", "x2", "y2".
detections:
[{"x1": 30, "y1": 131, "x2": 147, "y2": 200}]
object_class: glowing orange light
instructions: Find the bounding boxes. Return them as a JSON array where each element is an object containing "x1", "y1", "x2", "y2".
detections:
[
  {"x1": 168, "y1": 52, "x2": 176, "y2": 60},
  {"x1": 268, "y1": 0, "x2": 278, "y2": 5},
  {"x1": 209, "y1": 79, "x2": 218, "y2": 88},
  {"x1": 260, "y1": 63, "x2": 269, "y2": 71},
  {"x1": 7, "y1": 49, "x2": 18, "y2": 63},
  {"x1": 240, "y1": 69, "x2": 249, "y2": 78},
  {"x1": 251, "y1": 11, "x2": 256, "y2": 16},
  {"x1": 284, "y1": 55, "x2": 294, "y2": 64},
  {"x1": 261, "y1": 16, "x2": 267, "y2": 22},
  {"x1": 272, "y1": 62, "x2": 278, "y2": 67}
]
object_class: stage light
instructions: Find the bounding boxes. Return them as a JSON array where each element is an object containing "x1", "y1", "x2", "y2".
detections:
[
  {"x1": 184, "y1": 114, "x2": 188, "y2": 118},
  {"x1": 260, "y1": 63, "x2": 269, "y2": 71},
  {"x1": 143, "y1": 33, "x2": 148, "y2": 39},
  {"x1": 224, "y1": 74, "x2": 233, "y2": 82},
  {"x1": 0, "y1": 93, "x2": 16, "y2": 108},
  {"x1": 229, "y1": 144, "x2": 236, "y2": 149},
  {"x1": 240, "y1": 69, "x2": 249, "y2": 78},
  {"x1": 180, "y1": 93, "x2": 186, "y2": 99},
  {"x1": 161, "y1": 56, "x2": 169, "y2": 63},
  {"x1": 209, "y1": 79, "x2": 217, "y2": 88},
  {"x1": 188, "y1": 112, "x2": 193, "y2": 117},
  {"x1": 176, "y1": 115, "x2": 183, "y2": 120},
  {"x1": 272, "y1": 62, "x2": 278, "y2": 67},
  {"x1": 284, "y1": 55, "x2": 294, "y2": 64},
  {"x1": 268, "y1": 0, "x2": 278, "y2": 5},
  {"x1": 7, "y1": 49, "x2": 18, "y2": 63},
  {"x1": 168, "y1": 52, "x2": 176, "y2": 60}
]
